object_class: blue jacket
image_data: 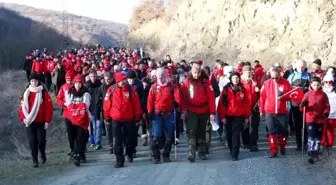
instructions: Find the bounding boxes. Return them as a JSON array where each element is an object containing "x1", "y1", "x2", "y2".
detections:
[{"x1": 287, "y1": 70, "x2": 311, "y2": 92}]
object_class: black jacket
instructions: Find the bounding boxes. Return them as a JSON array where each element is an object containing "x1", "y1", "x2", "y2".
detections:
[
  {"x1": 128, "y1": 79, "x2": 145, "y2": 111},
  {"x1": 86, "y1": 80, "x2": 102, "y2": 119}
]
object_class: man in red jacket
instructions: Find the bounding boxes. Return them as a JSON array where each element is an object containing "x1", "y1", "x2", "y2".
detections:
[
  {"x1": 103, "y1": 72, "x2": 142, "y2": 168},
  {"x1": 147, "y1": 68, "x2": 182, "y2": 164},
  {"x1": 56, "y1": 71, "x2": 75, "y2": 156},
  {"x1": 241, "y1": 66, "x2": 261, "y2": 152},
  {"x1": 180, "y1": 63, "x2": 216, "y2": 162},
  {"x1": 260, "y1": 67, "x2": 292, "y2": 158},
  {"x1": 31, "y1": 57, "x2": 47, "y2": 82}
]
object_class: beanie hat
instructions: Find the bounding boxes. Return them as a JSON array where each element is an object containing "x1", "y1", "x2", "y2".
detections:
[
  {"x1": 73, "y1": 76, "x2": 83, "y2": 84},
  {"x1": 65, "y1": 71, "x2": 75, "y2": 80},
  {"x1": 242, "y1": 65, "x2": 252, "y2": 73},
  {"x1": 115, "y1": 72, "x2": 126, "y2": 83},
  {"x1": 156, "y1": 68, "x2": 166, "y2": 78},
  {"x1": 313, "y1": 59, "x2": 322, "y2": 66},
  {"x1": 323, "y1": 74, "x2": 334, "y2": 82},
  {"x1": 29, "y1": 72, "x2": 39, "y2": 81},
  {"x1": 127, "y1": 70, "x2": 137, "y2": 79},
  {"x1": 196, "y1": 60, "x2": 203, "y2": 66}
]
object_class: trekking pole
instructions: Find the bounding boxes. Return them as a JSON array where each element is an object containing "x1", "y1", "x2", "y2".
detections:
[
  {"x1": 324, "y1": 118, "x2": 330, "y2": 157},
  {"x1": 302, "y1": 107, "x2": 306, "y2": 159},
  {"x1": 174, "y1": 108, "x2": 177, "y2": 159}
]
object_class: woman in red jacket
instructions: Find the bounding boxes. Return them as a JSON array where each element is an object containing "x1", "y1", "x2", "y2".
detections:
[
  {"x1": 18, "y1": 72, "x2": 54, "y2": 168},
  {"x1": 300, "y1": 77, "x2": 330, "y2": 164},
  {"x1": 217, "y1": 72, "x2": 250, "y2": 161}
]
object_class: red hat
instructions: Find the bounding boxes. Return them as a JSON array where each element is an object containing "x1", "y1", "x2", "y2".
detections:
[
  {"x1": 73, "y1": 76, "x2": 83, "y2": 84},
  {"x1": 196, "y1": 60, "x2": 203, "y2": 66},
  {"x1": 65, "y1": 71, "x2": 75, "y2": 80},
  {"x1": 115, "y1": 72, "x2": 126, "y2": 83}
]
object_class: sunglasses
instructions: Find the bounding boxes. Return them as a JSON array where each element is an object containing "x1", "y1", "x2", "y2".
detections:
[{"x1": 325, "y1": 81, "x2": 333, "y2": 84}]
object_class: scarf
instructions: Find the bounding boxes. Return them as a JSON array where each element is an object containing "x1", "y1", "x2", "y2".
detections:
[{"x1": 22, "y1": 85, "x2": 44, "y2": 127}]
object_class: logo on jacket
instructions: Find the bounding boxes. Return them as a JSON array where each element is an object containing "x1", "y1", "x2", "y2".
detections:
[
  {"x1": 189, "y1": 84, "x2": 194, "y2": 98},
  {"x1": 125, "y1": 92, "x2": 130, "y2": 99}
]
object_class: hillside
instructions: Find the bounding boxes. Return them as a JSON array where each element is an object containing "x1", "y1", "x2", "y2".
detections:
[
  {"x1": 2, "y1": 3, "x2": 127, "y2": 48},
  {"x1": 129, "y1": 0, "x2": 336, "y2": 67}
]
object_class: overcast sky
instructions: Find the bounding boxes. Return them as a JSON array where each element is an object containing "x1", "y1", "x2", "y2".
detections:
[{"x1": 0, "y1": 0, "x2": 141, "y2": 24}]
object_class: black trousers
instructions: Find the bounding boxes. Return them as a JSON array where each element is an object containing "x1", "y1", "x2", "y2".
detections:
[
  {"x1": 113, "y1": 121, "x2": 136, "y2": 162},
  {"x1": 105, "y1": 119, "x2": 114, "y2": 150},
  {"x1": 249, "y1": 109, "x2": 261, "y2": 147},
  {"x1": 27, "y1": 123, "x2": 46, "y2": 162},
  {"x1": 225, "y1": 116, "x2": 244, "y2": 158},
  {"x1": 65, "y1": 118, "x2": 75, "y2": 152},
  {"x1": 307, "y1": 123, "x2": 323, "y2": 152},
  {"x1": 72, "y1": 125, "x2": 88, "y2": 156},
  {"x1": 291, "y1": 106, "x2": 308, "y2": 148},
  {"x1": 45, "y1": 72, "x2": 52, "y2": 91}
]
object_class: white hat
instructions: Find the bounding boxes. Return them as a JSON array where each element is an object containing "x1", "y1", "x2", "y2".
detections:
[
  {"x1": 323, "y1": 74, "x2": 334, "y2": 82},
  {"x1": 150, "y1": 69, "x2": 157, "y2": 77},
  {"x1": 223, "y1": 66, "x2": 234, "y2": 76}
]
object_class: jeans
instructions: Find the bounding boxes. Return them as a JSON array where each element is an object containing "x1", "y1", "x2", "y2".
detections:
[{"x1": 89, "y1": 114, "x2": 101, "y2": 145}]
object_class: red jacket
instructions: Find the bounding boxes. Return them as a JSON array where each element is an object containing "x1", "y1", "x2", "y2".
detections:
[
  {"x1": 217, "y1": 85, "x2": 251, "y2": 119},
  {"x1": 19, "y1": 90, "x2": 53, "y2": 124},
  {"x1": 241, "y1": 79, "x2": 260, "y2": 111},
  {"x1": 260, "y1": 78, "x2": 292, "y2": 114},
  {"x1": 180, "y1": 78, "x2": 216, "y2": 114},
  {"x1": 103, "y1": 85, "x2": 142, "y2": 122},
  {"x1": 311, "y1": 70, "x2": 324, "y2": 79},
  {"x1": 300, "y1": 89, "x2": 330, "y2": 124},
  {"x1": 254, "y1": 65, "x2": 266, "y2": 86},
  {"x1": 147, "y1": 82, "x2": 181, "y2": 113},
  {"x1": 31, "y1": 60, "x2": 47, "y2": 74},
  {"x1": 46, "y1": 61, "x2": 56, "y2": 73},
  {"x1": 62, "y1": 60, "x2": 74, "y2": 72},
  {"x1": 56, "y1": 83, "x2": 71, "y2": 118}
]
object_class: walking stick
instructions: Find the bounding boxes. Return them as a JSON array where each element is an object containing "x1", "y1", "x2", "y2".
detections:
[
  {"x1": 324, "y1": 118, "x2": 330, "y2": 157},
  {"x1": 302, "y1": 107, "x2": 306, "y2": 158},
  {"x1": 173, "y1": 109, "x2": 177, "y2": 159}
]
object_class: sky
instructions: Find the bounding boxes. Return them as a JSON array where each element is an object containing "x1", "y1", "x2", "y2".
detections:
[{"x1": 0, "y1": 0, "x2": 141, "y2": 24}]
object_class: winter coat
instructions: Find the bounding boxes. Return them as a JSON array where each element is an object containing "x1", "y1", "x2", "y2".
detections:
[
  {"x1": 86, "y1": 80, "x2": 102, "y2": 119},
  {"x1": 217, "y1": 84, "x2": 251, "y2": 119},
  {"x1": 56, "y1": 83, "x2": 71, "y2": 118},
  {"x1": 254, "y1": 65, "x2": 266, "y2": 86},
  {"x1": 98, "y1": 82, "x2": 113, "y2": 113},
  {"x1": 135, "y1": 69, "x2": 147, "y2": 80},
  {"x1": 147, "y1": 82, "x2": 182, "y2": 113},
  {"x1": 180, "y1": 77, "x2": 216, "y2": 115},
  {"x1": 52, "y1": 67, "x2": 66, "y2": 86},
  {"x1": 283, "y1": 68, "x2": 295, "y2": 79},
  {"x1": 287, "y1": 70, "x2": 311, "y2": 92},
  {"x1": 324, "y1": 87, "x2": 336, "y2": 119},
  {"x1": 300, "y1": 88, "x2": 330, "y2": 124},
  {"x1": 23, "y1": 59, "x2": 33, "y2": 73},
  {"x1": 311, "y1": 70, "x2": 324, "y2": 79},
  {"x1": 241, "y1": 78, "x2": 260, "y2": 110},
  {"x1": 260, "y1": 78, "x2": 292, "y2": 114},
  {"x1": 31, "y1": 60, "x2": 47, "y2": 74},
  {"x1": 19, "y1": 87, "x2": 53, "y2": 124},
  {"x1": 210, "y1": 75, "x2": 221, "y2": 98},
  {"x1": 103, "y1": 85, "x2": 142, "y2": 122}
]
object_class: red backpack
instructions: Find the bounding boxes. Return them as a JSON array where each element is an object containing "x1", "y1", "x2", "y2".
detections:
[{"x1": 68, "y1": 102, "x2": 89, "y2": 129}]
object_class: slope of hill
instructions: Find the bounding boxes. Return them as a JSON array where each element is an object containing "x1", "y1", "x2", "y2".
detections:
[
  {"x1": 0, "y1": 7, "x2": 79, "y2": 69},
  {"x1": 129, "y1": 0, "x2": 336, "y2": 67},
  {"x1": 2, "y1": 3, "x2": 127, "y2": 48}
]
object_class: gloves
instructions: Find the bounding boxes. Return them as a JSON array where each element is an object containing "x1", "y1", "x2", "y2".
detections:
[
  {"x1": 301, "y1": 100, "x2": 308, "y2": 108},
  {"x1": 324, "y1": 112, "x2": 330, "y2": 119}
]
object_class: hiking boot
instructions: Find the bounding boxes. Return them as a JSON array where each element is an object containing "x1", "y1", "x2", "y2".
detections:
[
  {"x1": 153, "y1": 158, "x2": 160, "y2": 164},
  {"x1": 269, "y1": 153, "x2": 277, "y2": 158},
  {"x1": 142, "y1": 134, "x2": 148, "y2": 146},
  {"x1": 308, "y1": 156, "x2": 315, "y2": 164},
  {"x1": 243, "y1": 145, "x2": 250, "y2": 150},
  {"x1": 280, "y1": 148, "x2": 286, "y2": 155},
  {"x1": 74, "y1": 155, "x2": 80, "y2": 167},
  {"x1": 114, "y1": 162, "x2": 124, "y2": 168},
  {"x1": 296, "y1": 146, "x2": 302, "y2": 152},
  {"x1": 232, "y1": 156, "x2": 238, "y2": 161},
  {"x1": 67, "y1": 150, "x2": 73, "y2": 156},
  {"x1": 163, "y1": 157, "x2": 171, "y2": 163},
  {"x1": 132, "y1": 152, "x2": 137, "y2": 158},
  {"x1": 250, "y1": 146, "x2": 259, "y2": 152},
  {"x1": 205, "y1": 148, "x2": 210, "y2": 154},
  {"x1": 218, "y1": 136, "x2": 223, "y2": 142},
  {"x1": 33, "y1": 161, "x2": 39, "y2": 168},
  {"x1": 188, "y1": 152, "x2": 195, "y2": 163},
  {"x1": 80, "y1": 154, "x2": 86, "y2": 163},
  {"x1": 41, "y1": 154, "x2": 47, "y2": 164},
  {"x1": 94, "y1": 144, "x2": 102, "y2": 150},
  {"x1": 199, "y1": 155, "x2": 208, "y2": 160},
  {"x1": 109, "y1": 149, "x2": 114, "y2": 154},
  {"x1": 127, "y1": 155, "x2": 133, "y2": 163}
]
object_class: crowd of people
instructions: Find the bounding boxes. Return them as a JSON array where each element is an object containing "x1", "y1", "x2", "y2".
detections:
[{"x1": 20, "y1": 45, "x2": 336, "y2": 168}]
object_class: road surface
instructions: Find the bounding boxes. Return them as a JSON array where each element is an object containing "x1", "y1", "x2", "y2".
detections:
[{"x1": 30, "y1": 122, "x2": 336, "y2": 185}]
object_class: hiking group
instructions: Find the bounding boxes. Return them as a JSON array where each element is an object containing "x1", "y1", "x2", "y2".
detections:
[{"x1": 20, "y1": 45, "x2": 336, "y2": 168}]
